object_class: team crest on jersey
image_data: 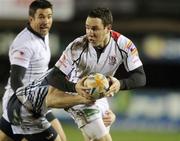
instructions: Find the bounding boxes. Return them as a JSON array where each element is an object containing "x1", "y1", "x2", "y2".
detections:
[{"x1": 108, "y1": 56, "x2": 116, "y2": 65}]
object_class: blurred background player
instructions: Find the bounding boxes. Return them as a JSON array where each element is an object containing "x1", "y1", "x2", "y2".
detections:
[
  {"x1": 45, "y1": 7, "x2": 146, "y2": 141},
  {"x1": 0, "y1": 0, "x2": 66, "y2": 141}
]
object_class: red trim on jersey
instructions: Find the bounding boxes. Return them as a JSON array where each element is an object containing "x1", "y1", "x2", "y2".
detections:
[{"x1": 111, "y1": 30, "x2": 121, "y2": 41}]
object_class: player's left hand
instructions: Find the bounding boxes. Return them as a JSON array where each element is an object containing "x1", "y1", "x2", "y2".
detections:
[
  {"x1": 105, "y1": 76, "x2": 120, "y2": 97},
  {"x1": 103, "y1": 109, "x2": 116, "y2": 127}
]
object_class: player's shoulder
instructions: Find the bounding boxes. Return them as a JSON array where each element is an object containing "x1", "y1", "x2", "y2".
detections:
[
  {"x1": 69, "y1": 35, "x2": 87, "y2": 50},
  {"x1": 111, "y1": 30, "x2": 130, "y2": 41},
  {"x1": 11, "y1": 28, "x2": 32, "y2": 46},
  {"x1": 111, "y1": 30, "x2": 121, "y2": 41},
  {"x1": 15, "y1": 28, "x2": 31, "y2": 40}
]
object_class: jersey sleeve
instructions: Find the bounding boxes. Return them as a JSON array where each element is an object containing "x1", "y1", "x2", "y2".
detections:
[
  {"x1": 55, "y1": 42, "x2": 75, "y2": 76},
  {"x1": 118, "y1": 35, "x2": 143, "y2": 71},
  {"x1": 9, "y1": 45, "x2": 33, "y2": 68}
]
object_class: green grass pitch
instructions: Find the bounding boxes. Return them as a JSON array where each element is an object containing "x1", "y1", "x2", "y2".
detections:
[{"x1": 62, "y1": 124, "x2": 180, "y2": 141}]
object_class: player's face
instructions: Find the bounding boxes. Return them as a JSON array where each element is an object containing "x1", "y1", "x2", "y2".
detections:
[
  {"x1": 85, "y1": 17, "x2": 111, "y2": 47},
  {"x1": 29, "y1": 8, "x2": 53, "y2": 36}
]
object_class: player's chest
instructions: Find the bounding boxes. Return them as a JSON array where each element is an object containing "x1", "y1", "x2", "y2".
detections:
[
  {"x1": 31, "y1": 42, "x2": 51, "y2": 65},
  {"x1": 78, "y1": 44, "x2": 123, "y2": 73}
]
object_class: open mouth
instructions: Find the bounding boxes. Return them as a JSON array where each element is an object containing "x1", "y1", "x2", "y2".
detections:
[
  {"x1": 88, "y1": 37, "x2": 95, "y2": 42},
  {"x1": 40, "y1": 27, "x2": 48, "y2": 30}
]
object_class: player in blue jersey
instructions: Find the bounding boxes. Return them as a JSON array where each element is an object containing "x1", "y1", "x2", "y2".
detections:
[{"x1": 45, "y1": 7, "x2": 146, "y2": 141}]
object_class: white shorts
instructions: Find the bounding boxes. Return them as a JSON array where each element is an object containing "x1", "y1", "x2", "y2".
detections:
[
  {"x1": 67, "y1": 98, "x2": 110, "y2": 140},
  {"x1": 81, "y1": 118, "x2": 110, "y2": 140}
]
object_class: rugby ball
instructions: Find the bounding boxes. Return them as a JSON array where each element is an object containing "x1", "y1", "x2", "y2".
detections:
[{"x1": 83, "y1": 73, "x2": 109, "y2": 99}]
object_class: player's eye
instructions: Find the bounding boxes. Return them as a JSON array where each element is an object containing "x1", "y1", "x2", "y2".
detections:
[
  {"x1": 39, "y1": 15, "x2": 45, "y2": 19},
  {"x1": 48, "y1": 15, "x2": 52, "y2": 19}
]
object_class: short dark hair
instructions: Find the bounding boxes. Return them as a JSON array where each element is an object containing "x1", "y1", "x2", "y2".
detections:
[
  {"x1": 29, "y1": 0, "x2": 53, "y2": 17},
  {"x1": 88, "y1": 7, "x2": 113, "y2": 27}
]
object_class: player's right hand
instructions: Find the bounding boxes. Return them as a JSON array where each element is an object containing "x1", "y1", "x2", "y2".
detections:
[{"x1": 75, "y1": 76, "x2": 94, "y2": 101}]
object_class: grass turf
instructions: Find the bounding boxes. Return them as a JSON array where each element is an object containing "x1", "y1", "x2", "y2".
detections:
[{"x1": 62, "y1": 124, "x2": 180, "y2": 141}]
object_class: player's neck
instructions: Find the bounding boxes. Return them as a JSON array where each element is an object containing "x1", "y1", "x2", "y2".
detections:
[{"x1": 99, "y1": 32, "x2": 111, "y2": 48}]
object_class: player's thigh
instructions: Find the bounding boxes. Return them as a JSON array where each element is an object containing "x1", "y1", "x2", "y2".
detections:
[
  {"x1": 0, "y1": 130, "x2": 13, "y2": 141},
  {"x1": 50, "y1": 119, "x2": 66, "y2": 141},
  {"x1": 46, "y1": 111, "x2": 66, "y2": 141}
]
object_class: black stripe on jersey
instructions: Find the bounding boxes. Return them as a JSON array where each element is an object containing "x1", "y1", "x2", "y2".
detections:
[
  {"x1": 34, "y1": 87, "x2": 48, "y2": 112},
  {"x1": 70, "y1": 36, "x2": 88, "y2": 67},
  {"x1": 34, "y1": 87, "x2": 41, "y2": 110},
  {"x1": 16, "y1": 71, "x2": 50, "y2": 116},
  {"x1": 112, "y1": 37, "x2": 129, "y2": 71}
]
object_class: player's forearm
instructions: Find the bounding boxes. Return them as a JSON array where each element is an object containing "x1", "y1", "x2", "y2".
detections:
[
  {"x1": 119, "y1": 66, "x2": 146, "y2": 90},
  {"x1": 46, "y1": 86, "x2": 89, "y2": 108},
  {"x1": 46, "y1": 67, "x2": 76, "y2": 92},
  {"x1": 10, "y1": 65, "x2": 26, "y2": 91}
]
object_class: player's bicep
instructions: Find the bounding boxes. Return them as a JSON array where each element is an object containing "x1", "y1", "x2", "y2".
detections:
[
  {"x1": 55, "y1": 43, "x2": 75, "y2": 75},
  {"x1": 125, "y1": 42, "x2": 142, "y2": 71},
  {"x1": 10, "y1": 46, "x2": 33, "y2": 68}
]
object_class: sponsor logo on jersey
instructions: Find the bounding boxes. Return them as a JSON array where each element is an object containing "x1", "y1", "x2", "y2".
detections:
[{"x1": 82, "y1": 108, "x2": 100, "y2": 117}]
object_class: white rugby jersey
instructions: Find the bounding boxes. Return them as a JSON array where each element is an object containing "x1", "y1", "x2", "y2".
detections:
[
  {"x1": 8, "y1": 27, "x2": 50, "y2": 86},
  {"x1": 2, "y1": 27, "x2": 51, "y2": 134},
  {"x1": 55, "y1": 31, "x2": 142, "y2": 82},
  {"x1": 55, "y1": 31, "x2": 143, "y2": 127}
]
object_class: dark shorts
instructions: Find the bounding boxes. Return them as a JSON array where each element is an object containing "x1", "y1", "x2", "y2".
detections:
[
  {"x1": 0, "y1": 116, "x2": 58, "y2": 141},
  {"x1": 0, "y1": 117, "x2": 23, "y2": 141},
  {"x1": 24, "y1": 125, "x2": 57, "y2": 141}
]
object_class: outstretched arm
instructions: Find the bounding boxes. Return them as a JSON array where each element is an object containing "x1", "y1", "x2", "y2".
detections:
[{"x1": 46, "y1": 86, "x2": 94, "y2": 108}]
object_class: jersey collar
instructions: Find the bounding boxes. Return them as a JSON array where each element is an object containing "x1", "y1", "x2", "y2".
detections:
[{"x1": 27, "y1": 23, "x2": 45, "y2": 41}]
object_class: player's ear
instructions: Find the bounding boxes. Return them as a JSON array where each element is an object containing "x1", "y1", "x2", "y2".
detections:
[
  {"x1": 107, "y1": 24, "x2": 112, "y2": 31},
  {"x1": 105, "y1": 24, "x2": 112, "y2": 33},
  {"x1": 28, "y1": 16, "x2": 33, "y2": 22}
]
